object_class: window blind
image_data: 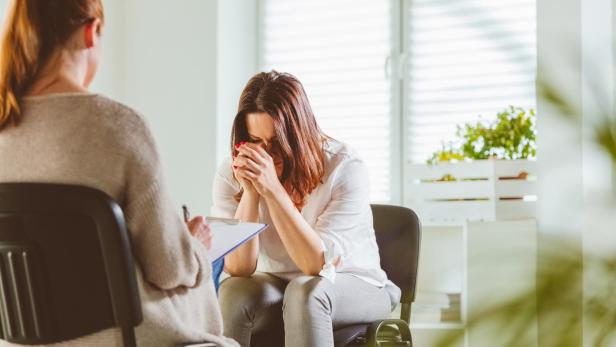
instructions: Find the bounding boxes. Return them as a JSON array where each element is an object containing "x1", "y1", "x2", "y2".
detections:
[
  {"x1": 260, "y1": 0, "x2": 393, "y2": 202},
  {"x1": 405, "y1": 0, "x2": 537, "y2": 163}
]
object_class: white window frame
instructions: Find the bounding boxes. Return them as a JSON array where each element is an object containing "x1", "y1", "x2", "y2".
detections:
[
  {"x1": 256, "y1": 0, "x2": 536, "y2": 205},
  {"x1": 256, "y1": 0, "x2": 406, "y2": 205}
]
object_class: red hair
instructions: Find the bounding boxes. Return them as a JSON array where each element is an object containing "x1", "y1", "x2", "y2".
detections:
[
  {"x1": 232, "y1": 71, "x2": 327, "y2": 209},
  {"x1": 0, "y1": 0, "x2": 104, "y2": 130}
]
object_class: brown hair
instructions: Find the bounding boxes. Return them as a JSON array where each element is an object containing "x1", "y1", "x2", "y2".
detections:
[
  {"x1": 0, "y1": 0, "x2": 104, "y2": 130},
  {"x1": 232, "y1": 71, "x2": 327, "y2": 209}
]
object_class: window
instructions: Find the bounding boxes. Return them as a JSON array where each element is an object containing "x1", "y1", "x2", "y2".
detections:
[
  {"x1": 405, "y1": 0, "x2": 537, "y2": 163},
  {"x1": 260, "y1": 0, "x2": 537, "y2": 203},
  {"x1": 260, "y1": 0, "x2": 393, "y2": 203}
]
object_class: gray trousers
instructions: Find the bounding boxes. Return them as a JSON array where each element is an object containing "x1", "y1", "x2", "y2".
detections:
[{"x1": 218, "y1": 272, "x2": 392, "y2": 347}]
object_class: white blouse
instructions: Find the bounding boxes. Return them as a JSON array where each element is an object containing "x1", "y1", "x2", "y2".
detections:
[{"x1": 211, "y1": 140, "x2": 401, "y2": 306}]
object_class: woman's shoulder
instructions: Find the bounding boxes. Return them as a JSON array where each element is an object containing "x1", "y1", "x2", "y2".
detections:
[
  {"x1": 216, "y1": 156, "x2": 233, "y2": 177},
  {"x1": 22, "y1": 93, "x2": 153, "y2": 148},
  {"x1": 321, "y1": 139, "x2": 367, "y2": 180},
  {"x1": 80, "y1": 94, "x2": 162, "y2": 153},
  {"x1": 316, "y1": 139, "x2": 370, "y2": 197},
  {"x1": 31, "y1": 93, "x2": 152, "y2": 137},
  {"x1": 215, "y1": 157, "x2": 240, "y2": 189},
  {"x1": 89, "y1": 94, "x2": 151, "y2": 133},
  {"x1": 323, "y1": 139, "x2": 364, "y2": 166}
]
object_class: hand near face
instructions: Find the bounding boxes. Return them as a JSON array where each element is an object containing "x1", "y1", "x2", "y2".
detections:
[
  {"x1": 235, "y1": 142, "x2": 285, "y2": 198},
  {"x1": 232, "y1": 145, "x2": 258, "y2": 196}
]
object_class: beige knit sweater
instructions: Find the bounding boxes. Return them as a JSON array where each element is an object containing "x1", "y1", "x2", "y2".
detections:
[{"x1": 0, "y1": 93, "x2": 238, "y2": 347}]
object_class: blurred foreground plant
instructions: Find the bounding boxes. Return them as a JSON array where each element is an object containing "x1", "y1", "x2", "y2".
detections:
[
  {"x1": 432, "y1": 78, "x2": 616, "y2": 347},
  {"x1": 434, "y1": 239, "x2": 584, "y2": 347},
  {"x1": 435, "y1": 238, "x2": 616, "y2": 347}
]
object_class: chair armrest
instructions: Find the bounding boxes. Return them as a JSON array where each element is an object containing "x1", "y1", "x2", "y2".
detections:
[{"x1": 366, "y1": 319, "x2": 412, "y2": 347}]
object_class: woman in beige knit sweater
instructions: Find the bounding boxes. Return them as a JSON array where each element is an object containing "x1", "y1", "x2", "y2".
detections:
[{"x1": 0, "y1": 0, "x2": 237, "y2": 346}]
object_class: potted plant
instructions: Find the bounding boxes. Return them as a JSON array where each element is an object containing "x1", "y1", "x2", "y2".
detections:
[
  {"x1": 406, "y1": 107, "x2": 538, "y2": 222},
  {"x1": 428, "y1": 106, "x2": 536, "y2": 164}
]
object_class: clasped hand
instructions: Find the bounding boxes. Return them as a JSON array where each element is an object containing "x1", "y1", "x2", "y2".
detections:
[{"x1": 232, "y1": 142, "x2": 284, "y2": 198}]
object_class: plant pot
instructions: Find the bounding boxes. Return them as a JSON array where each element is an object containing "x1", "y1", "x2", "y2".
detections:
[{"x1": 405, "y1": 159, "x2": 537, "y2": 222}]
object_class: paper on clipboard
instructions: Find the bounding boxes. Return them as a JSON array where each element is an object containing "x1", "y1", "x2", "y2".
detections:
[{"x1": 207, "y1": 220, "x2": 267, "y2": 264}]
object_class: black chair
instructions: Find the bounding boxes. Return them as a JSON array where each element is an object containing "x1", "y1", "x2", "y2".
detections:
[
  {"x1": 0, "y1": 183, "x2": 142, "y2": 346},
  {"x1": 251, "y1": 204, "x2": 421, "y2": 347}
]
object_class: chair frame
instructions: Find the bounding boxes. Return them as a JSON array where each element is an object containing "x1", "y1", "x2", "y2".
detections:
[
  {"x1": 362, "y1": 204, "x2": 421, "y2": 347},
  {"x1": 251, "y1": 204, "x2": 421, "y2": 347},
  {"x1": 0, "y1": 183, "x2": 142, "y2": 346}
]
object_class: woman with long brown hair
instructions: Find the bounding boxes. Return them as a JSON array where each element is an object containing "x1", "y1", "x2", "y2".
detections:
[
  {"x1": 0, "y1": 0, "x2": 236, "y2": 346},
  {"x1": 213, "y1": 71, "x2": 400, "y2": 347}
]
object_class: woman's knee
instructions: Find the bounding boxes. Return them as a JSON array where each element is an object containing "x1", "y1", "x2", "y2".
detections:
[
  {"x1": 282, "y1": 276, "x2": 334, "y2": 314},
  {"x1": 219, "y1": 277, "x2": 267, "y2": 321},
  {"x1": 219, "y1": 274, "x2": 285, "y2": 323}
]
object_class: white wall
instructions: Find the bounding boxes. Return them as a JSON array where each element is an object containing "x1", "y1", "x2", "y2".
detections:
[
  {"x1": 537, "y1": 0, "x2": 584, "y2": 236},
  {"x1": 582, "y1": 0, "x2": 615, "y2": 205},
  {"x1": 536, "y1": 0, "x2": 615, "y2": 239},
  {"x1": 536, "y1": 0, "x2": 583, "y2": 345},
  {"x1": 581, "y1": 1, "x2": 616, "y2": 346},
  {"x1": 216, "y1": 0, "x2": 259, "y2": 166},
  {"x1": 91, "y1": 0, "x2": 246, "y2": 216},
  {"x1": 0, "y1": 0, "x2": 6, "y2": 23},
  {"x1": 90, "y1": 0, "x2": 127, "y2": 102},
  {"x1": 91, "y1": 0, "x2": 259, "y2": 215},
  {"x1": 538, "y1": 0, "x2": 616, "y2": 345},
  {"x1": 122, "y1": 0, "x2": 219, "y2": 215}
]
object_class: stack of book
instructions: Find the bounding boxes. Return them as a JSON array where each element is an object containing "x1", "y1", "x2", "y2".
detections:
[{"x1": 391, "y1": 291, "x2": 461, "y2": 324}]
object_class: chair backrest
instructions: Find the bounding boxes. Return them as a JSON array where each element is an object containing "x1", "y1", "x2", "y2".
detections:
[
  {"x1": 370, "y1": 204, "x2": 421, "y2": 305},
  {"x1": 0, "y1": 183, "x2": 142, "y2": 345}
]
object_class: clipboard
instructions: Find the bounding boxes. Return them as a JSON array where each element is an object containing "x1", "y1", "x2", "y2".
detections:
[{"x1": 206, "y1": 217, "x2": 268, "y2": 264}]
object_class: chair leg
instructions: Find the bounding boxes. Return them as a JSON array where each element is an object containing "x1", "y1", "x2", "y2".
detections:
[{"x1": 121, "y1": 327, "x2": 137, "y2": 347}]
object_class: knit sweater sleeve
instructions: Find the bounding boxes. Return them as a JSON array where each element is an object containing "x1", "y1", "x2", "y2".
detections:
[{"x1": 121, "y1": 115, "x2": 210, "y2": 290}]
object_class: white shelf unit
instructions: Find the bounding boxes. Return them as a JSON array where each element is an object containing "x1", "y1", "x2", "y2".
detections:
[
  {"x1": 405, "y1": 160, "x2": 538, "y2": 223},
  {"x1": 410, "y1": 219, "x2": 538, "y2": 347}
]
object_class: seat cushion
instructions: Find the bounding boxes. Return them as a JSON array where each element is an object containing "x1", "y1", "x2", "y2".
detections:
[
  {"x1": 251, "y1": 329, "x2": 284, "y2": 347},
  {"x1": 334, "y1": 324, "x2": 370, "y2": 346},
  {"x1": 253, "y1": 325, "x2": 371, "y2": 347},
  {"x1": 334, "y1": 323, "x2": 405, "y2": 347}
]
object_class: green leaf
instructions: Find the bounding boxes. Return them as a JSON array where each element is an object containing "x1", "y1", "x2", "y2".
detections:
[{"x1": 427, "y1": 106, "x2": 537, "y2": 163}]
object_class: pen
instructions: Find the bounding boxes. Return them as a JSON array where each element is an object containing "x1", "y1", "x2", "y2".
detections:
[{"x1": 182, "y1": 204, "x2": 190, "y2": 223}]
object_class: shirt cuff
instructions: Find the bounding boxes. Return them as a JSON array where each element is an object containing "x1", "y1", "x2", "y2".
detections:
[{"x1": 318, "y1": 238, "x2": 344, "y2": 282}]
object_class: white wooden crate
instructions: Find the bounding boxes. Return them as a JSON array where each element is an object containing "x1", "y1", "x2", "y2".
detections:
[{"x1": 405, "y1": 160, "x2": 537, "y2": 222}]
